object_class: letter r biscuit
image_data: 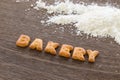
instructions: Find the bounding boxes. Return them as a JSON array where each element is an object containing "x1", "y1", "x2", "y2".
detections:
[{"x1": 72, "y1": 47, "x2": 86, "y2": 61}]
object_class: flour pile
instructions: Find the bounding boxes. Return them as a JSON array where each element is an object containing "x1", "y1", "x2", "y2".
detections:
[{"x1": 34, "y1": 0, "x2": 120, "y2": 44}]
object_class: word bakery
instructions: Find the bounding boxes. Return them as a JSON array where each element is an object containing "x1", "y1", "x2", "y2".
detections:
[{"x1": 16, "y1": 34, "x2": 99, "y2": 63}]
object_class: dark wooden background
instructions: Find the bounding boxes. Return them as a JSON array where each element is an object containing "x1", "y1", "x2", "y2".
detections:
[{"x1": 0, "y1": 0, "x2": 120, "y2": 80}]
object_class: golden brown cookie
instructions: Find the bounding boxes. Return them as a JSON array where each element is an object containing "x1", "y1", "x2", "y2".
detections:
[
  {"x1": 29, "y1": 38, "x2": 43, "y2": 51},
  {"x1": 44, "y1": 41, "x2": 59, "y2": 55},
  {"x1": 16, "y1": 34, "x2": 30, "y2": 47},
  {"x1": 59, "y1": 44, "x2": 73, "y2": 58},
  {"x1": 87, "y1": 49, "x2": 99, "y2": 62},
  {"x1": 72, "y1": 47, "x2": 86, "y2": 61}
]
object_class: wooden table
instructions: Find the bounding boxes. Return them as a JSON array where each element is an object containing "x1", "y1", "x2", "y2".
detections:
[{"x1": 0, "y1": 0, "x2": 120, "y2": 80}]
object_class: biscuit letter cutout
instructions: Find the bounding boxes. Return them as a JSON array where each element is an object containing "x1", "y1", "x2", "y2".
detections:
[
  {"x1": 16, "y1": 34, "x2": 30, "y2": 47},
  {"x1": 87, "y1": 50, "x2": 99, "y2": 62},
  {"x1": 72, "y1": 47, "x2": 86, "y2": 61},
  {"x1": 59, "y1": 44, "x2": 73, "y2": 58},
  {"x1": 45, "y1": 41, "x2": 59, "y2": 55},
  {"x1": 29, "y1": 38, "x2": 43, "y2": 51}
]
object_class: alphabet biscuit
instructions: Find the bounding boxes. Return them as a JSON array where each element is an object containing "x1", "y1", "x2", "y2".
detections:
[
  {"x1": 45, "y1": 41, "x2": 59, "y2": 55},
  {"x1": 29, "y1": 38, "x2": 43, "y2": 51},
  {"x1": 59, "y1": 44, "x2": 73, "y2": 58},
  {"x1": 87, "y1": 49, "x2": 99, "y2": 62},
  {"x1": 16, "y1": 34, "x2": 30, "y2": 47},
  {"x1": 72, "y1": 47, "x2": 86, "y2": 61}
]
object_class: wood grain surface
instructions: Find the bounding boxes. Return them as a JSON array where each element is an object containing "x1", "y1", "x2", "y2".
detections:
[{"x1": 0, "y1": 0, "x2": 120, "y2": 80}]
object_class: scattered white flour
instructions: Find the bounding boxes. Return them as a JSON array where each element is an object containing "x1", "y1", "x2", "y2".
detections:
[
  {"x1": 41, "y1": 20, "x2": 45, "y2": 24},
  {"x1": 16, "y1": 0, "x2": 29, "y2": 2},
  {"x1": 34, "y1": 0, "x2": 120, "y2": 44},
  {"x1": 31, "y1": 4, "x2": 34, "y2": 7}
]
